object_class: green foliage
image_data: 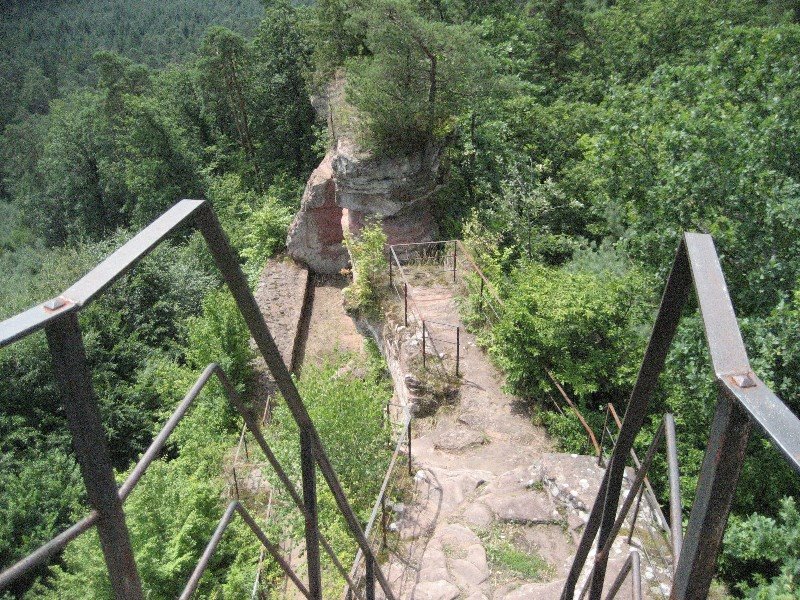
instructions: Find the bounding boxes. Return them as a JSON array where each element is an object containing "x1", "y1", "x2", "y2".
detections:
[
  {"x1": 345, "y1": 0, "x2": 495, "y2": 154},
  {"x1": 343, "y1": 223, "x2": 389, "y2": 318},
  {"x1": 262, "y1": 352, "x2": 392, "y2": 577},
  {"x1": 0, "y1": 0, "x2": 265, "y2": 129},
  {"x1": 722, "y1": 498, "x2": 800, "y2": 597},
  {"x1": 490, "y1": 254, "x2": 653, "y2": 405},
  {"x1": 480, "y1": 525, "x2": 554, "y2": 582}
]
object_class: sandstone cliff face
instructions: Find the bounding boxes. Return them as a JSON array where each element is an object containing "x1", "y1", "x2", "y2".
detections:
[
  {"x1": 287, "y1": 79, "x2": 441, "y2": 274},
  {"x1": 285, "y1": 153, "x2": 349, "y2": 274}
]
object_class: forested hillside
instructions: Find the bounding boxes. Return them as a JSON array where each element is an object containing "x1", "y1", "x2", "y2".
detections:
[
  {"x1": 0, "y1": 0, "x2": 266, "y2": 130},
  {"x1": 2, "y1": 0, "x2": 800, "y2": 597}
]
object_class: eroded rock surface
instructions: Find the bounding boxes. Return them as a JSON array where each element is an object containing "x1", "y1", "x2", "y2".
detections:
[
  {"x1": 373, "y1": 275, "x2": 673, "y2": 600},
  {"x1": 286, "y1": 153, "x2": 349, "y2": 274},
  {"x1": 287, "y1": 77, "x2": 440, "y2": 274}
]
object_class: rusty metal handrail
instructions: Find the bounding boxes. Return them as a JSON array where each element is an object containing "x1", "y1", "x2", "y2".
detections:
[
  {"x1": 0, "y1": 200, "x2": 395, "y2": 600},
  {"x1": 344, "y1": 407, "x2": 413, "y2": 599},
  {"x1": 180, "y1": 501, "x2": 310, "y2": 600},
  {"x1": 388, "y1": 242, "x2": 459, "y2": 377},
  {"x1": 0, "y1": 361, "x2": 363, "y2": 599},
  {"x1": 562, "y1": 233, "x2": 800, "y2": 600},
  {"x1": 598, "y1": 403, "x2": 672, "y2": 538},
  {"x1": 579, "y1": 550, "x2": 642, "y2": 600},
  {"x1": 451, "y1": 240, "x2": 601, "y2": 457}
]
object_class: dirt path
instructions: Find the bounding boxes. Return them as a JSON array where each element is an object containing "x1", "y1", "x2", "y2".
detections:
[
  {"x1": 379, "y1": 281, "x2": 671, "y2": 600},
  {"x1": 296, "y1": 274, "x2": 365, "y2": 368}
]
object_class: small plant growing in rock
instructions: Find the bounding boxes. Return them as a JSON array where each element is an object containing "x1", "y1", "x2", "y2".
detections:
[{"x1": 343, "y1": 222, "x2": 389, "y2": 317}]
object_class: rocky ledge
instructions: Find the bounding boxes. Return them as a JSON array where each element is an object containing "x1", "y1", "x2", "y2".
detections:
[{"x1": 287, "y1": 78, "x2": 442, "y2": 274}]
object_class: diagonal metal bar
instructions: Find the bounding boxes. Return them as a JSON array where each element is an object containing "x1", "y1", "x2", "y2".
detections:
[
  {"x1": 0, "y1": 200, "x2": 204, "y2": 348},
  {"x1": 595, "y1": 420, "x2": 665, "y2": 565},
  {"x1": 0, "y1": 200, "x2": 395, "y2": 599},
  {"x1": 214, "y1": 368, "x2": 365, "y2": 600},
  {"x1": 562, "y1": 238, "x2": 693, "y2": 600},
  {"x1": 194, "y1": 204, "x2": 396, "y2": 600},
  {"x1": 179, "y1": 501, "x2": 310, "y2": 600},
  {"x1": 235, "y1": 503, "x2": 312, "y2": 599}
]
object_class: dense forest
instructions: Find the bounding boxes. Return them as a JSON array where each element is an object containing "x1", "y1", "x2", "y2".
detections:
[{"x1": 2, "y1": 0, "x2": 800, "y2": 597}]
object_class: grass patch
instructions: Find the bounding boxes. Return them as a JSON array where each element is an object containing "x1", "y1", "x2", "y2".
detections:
[{"x1": 480, "y1": 525, "x2": 554, "y2": 582}]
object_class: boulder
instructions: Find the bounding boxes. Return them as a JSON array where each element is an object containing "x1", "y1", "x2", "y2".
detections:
[
  {"x1": 286, "y1": 152, "x2": 349, "y2": 274},
  {"x1": 286, "y1": 75, "x2": 441, "y2": 273},
  {"x1": 333, "y1": 137, "x2": 443, "y2": 217}
]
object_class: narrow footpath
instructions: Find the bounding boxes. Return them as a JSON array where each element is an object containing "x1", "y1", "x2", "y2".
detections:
[{"x1": 379, "y1": 279, "x2": 672, "y2": 600}]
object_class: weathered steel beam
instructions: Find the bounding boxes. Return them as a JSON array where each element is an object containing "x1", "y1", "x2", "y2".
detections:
[{"x1": 45, "y1": 314, "x2": 143, "y2": 600}]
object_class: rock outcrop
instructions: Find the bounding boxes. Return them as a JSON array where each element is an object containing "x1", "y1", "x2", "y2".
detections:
[
  {"x1": 287, "y1": 78, "x2": 441, "y2": 274},
  {"x1": 285, "y1": 153, "x2": 349, "y2": 274}
]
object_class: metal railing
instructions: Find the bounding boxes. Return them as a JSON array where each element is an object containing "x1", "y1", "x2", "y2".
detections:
[
  {"x1": 449, "y1": 240, "x2": 606, "y2": 462},
  {"x1": 576, "y1": 413, "x2": 680, "y2": 598},
  {"x1": 343, "y1": 407, "x2": 413, "y2": 600},
  {"x1": 578, "y1": 550, "x2": 642, "y2": 600},
  {"x1": 387, "y1": 241, "x2": 461, "y2": 377},
  {"x1": 0, "y1": 200, "x2": 395, "y2": 600},
  {"x1": 562, "y1": 233, "x2": 800, "y2": 599},
  {"x1": 597, "y1": 403, "x2": 672, "y2": 540}
]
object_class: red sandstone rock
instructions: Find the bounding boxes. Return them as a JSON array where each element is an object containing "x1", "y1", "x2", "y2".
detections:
[{"x1": 286, "y1": 152, "x2": 349, "y2": 274}]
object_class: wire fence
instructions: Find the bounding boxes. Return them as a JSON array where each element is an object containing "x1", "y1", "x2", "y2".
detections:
[{"x1": 387, "y1": 242, "x2": 461, "y2": 378}]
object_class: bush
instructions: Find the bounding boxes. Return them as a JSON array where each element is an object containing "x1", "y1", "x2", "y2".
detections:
[
  {"x1": 489, "y1": 255, "x2": 654, "y2": 408},
  {"x1": 343, "y1": 223, "x2": 388, "y2": 318},
  {"x1": 722, "y1": 497, "x2": 800, "y2": 598}
]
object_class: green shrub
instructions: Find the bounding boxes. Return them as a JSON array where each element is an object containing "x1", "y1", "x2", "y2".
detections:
[
  {"x1": 722, "y1": 497, "x2": 800, "y2": 598},
  {"x1": 489, "y1": 257, "x2": 653, "y2": 407},
  {"x1": 343, "y1": 223, "x2": 388, "y2": 318}
]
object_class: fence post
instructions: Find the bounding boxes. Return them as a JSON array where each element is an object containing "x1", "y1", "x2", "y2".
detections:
[
  {"x1": 664, "y1": 413, "x2": 683, "y2": 567},
  {"x1": 455, "y1": 327, "x2": 460, "y2": 377},
  {"x1": 381, "y1": 495, "x2": 388, "y2": 548},
  {"x1": 598, "y1": 405, "x2": 610, "y2": 466},
  {"x1": 45, "y1": 314, "x2": 143, "y2": 600},
  {"x1": 404, "y1": 283, "x2": 408, "y2": 327},
  {"x1": 300, "y1": 430, "x2": 322, "y2": 599},
  {"x1": 452, "y1": 242, "x2": 457, "y2": 283},
  {"x1": 422, "y1": 321, "x2": 426, "y2": 370},
  {"x1": 671, "y1": 393, "x2": 750, "y2": 599},
  {"x1": 388, "y1": 247, "x2": 393, "y2": 288},
  {"x1": 407, "y1": 419, "x2": 412, "y2": 477},
  {"x1": 366, "y1": 557, "x2": 376, "y2": 600}
]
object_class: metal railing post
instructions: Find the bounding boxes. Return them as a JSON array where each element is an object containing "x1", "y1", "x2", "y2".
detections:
[
  {"x1": 407, "y1": 419, "x2": 412, "y2": 477},
  {"x1": 404, "y1": 283, "x2": 408, "y2": 327},
  {"x1": 563, "y1": 240, "x2": 693, "y2": 600},
  {"x1": 671, "y1": 393, "x2": 751, "y2": 599},
  {"x1": 388, "y1": 248, "x2": 393, "y2": 288},
  {"x1": 300, "y1": 430, "x2": 323, "y2": 599},
  {"x1": 365, "y1": 557, "x2": 376, "y2": 600},
  {"x1": 422, "y1": 321, "x2": 426, "y2": 369},
  {"x1": 452, "y1": 242, "x2": 457, "y2": 283},
  {"x1": 664, "y1": 413, "x2": 683, "y2": 566},
  {"x1": 455, "y1": 327, "x2": 460, "y2": 377},
  {"x1": 45, "y1": 314, "x2": 143, "y2": 600},
  {"x1": 631, "y1": 550, "x2": 642, "y2": 600},
  {"x1": 598, "y1": 405, "x2": 610, "y2": 466}
]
